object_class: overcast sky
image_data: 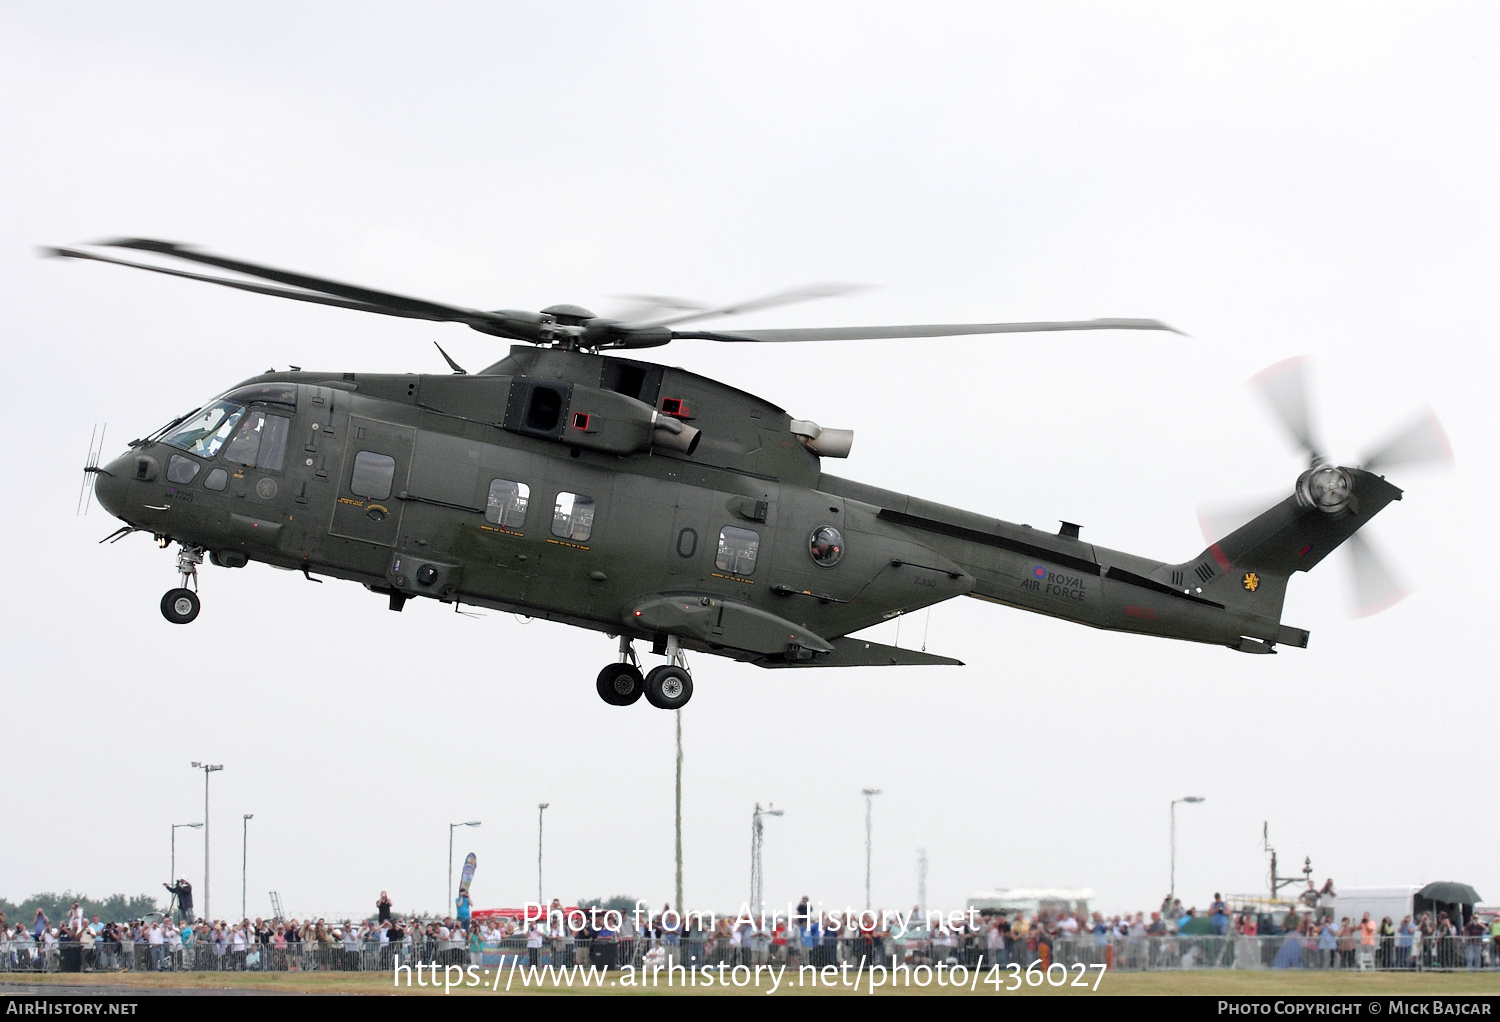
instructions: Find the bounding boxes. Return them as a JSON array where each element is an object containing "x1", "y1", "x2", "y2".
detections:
[{"x1": 2, "y1": 2, "x2": 1496, "y2": 924}]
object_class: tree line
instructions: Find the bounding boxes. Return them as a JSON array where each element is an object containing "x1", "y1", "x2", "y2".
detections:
[{"x1": 1, "y1": 891, "x2": 162, "y2": 927}]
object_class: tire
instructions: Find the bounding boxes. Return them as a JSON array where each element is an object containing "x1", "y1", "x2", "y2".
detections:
[
  {"x1": 644, "y1": 665, "x2": 693, "y2": 710},
  {"x1": 596, "y1": 663, "x2": 644, "y2": 706},
  {"x1": 161, "y1": 588, "x2": 200, "y2": 624}
]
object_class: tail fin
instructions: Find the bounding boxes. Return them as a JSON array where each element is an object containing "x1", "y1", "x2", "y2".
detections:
[{"x1": 1183, "y1": 468, "x2": 1403, "y2": 648}]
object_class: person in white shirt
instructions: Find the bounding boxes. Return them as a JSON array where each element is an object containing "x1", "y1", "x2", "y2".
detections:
[
  {"x1": 44, "y1": 926, "x2": 60, "y2": 971},
  {"x1": 147, "y1": 921, "x2": 166, "y2": 971},
  {"x1": 162, "y1": 921, "x2": 179, "y2": 971},
  {"x1": 230, "y1": 924, "x2": 248, "y2": 970}
]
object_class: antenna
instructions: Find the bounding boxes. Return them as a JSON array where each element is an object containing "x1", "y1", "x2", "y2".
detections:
[{"x1": 77, "y1": 423, "x2": 107, "y2": 515}]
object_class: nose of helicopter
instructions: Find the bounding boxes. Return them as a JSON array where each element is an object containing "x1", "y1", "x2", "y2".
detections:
[{"x1": 93, "y1": 453, "x2": 136, "y2": 519}]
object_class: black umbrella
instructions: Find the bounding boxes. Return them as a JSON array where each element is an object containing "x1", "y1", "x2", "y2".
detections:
[{"x1": 1417, "y1": 882, "x2": 1482, "y2": 905}]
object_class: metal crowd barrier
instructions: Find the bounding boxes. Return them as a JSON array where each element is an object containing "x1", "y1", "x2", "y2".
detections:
[
  {"x1": 1048, "y1": 933, "x2": 1498, "y2": 971},
  {"x1": 3, "y1": 933, "x2": 1496, "y2": 974}
]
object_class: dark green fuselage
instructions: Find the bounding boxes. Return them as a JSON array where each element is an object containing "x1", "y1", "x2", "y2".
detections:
[{"x1": 94, "y1": 346, "x2": 1400, "y2": 664}]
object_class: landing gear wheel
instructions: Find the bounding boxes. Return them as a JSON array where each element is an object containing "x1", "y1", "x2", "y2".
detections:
[
  {"x1": 161, "y1": 588, "x2": 200, "y2": 625},
  {"x1": 596, "y1": 663, "x2": 644, "y2": 706},
  {"x1": 644, "y1": 665, "x2": 693, "y2": 710}
]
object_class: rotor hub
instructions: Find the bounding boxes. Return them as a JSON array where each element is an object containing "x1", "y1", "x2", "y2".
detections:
[
  {"x1": 539, "y1": 304, "x2": 596, "y2": 326},
  {"x1": 1298, "y1": 464, "x2": 1354, "y2": 513}
]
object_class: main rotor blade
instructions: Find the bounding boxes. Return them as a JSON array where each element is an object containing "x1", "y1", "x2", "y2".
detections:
[
  {"x1": 52, "y1": 239, "x2": 546, "y2": 342},
  {"x1": 609, "y1": 293, "x2": 712, "y2": 325},
  {"x1": 45, "y1": 246, "x2": 431, "y2": 318},
  {"x1": 1361, "y1": 407, "x2": 1453, "y2": 473},
  {"x1": 672, "y1": 317, "x2": 1181, "y2": 342},
  {"x1": 101, "y1": 238, "x2": 486, "y2": 322},
  {"x1": 642, "y1": 282, "x2": 870, "y2": 330},
  {"x1": 1250, "y1": 357, "x2": 1321, "y2": 464},
  {"x1": 1346, "y1": 530, "x2": 1411, "y2": 617}
]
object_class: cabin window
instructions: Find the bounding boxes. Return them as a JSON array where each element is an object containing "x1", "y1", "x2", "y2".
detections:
[
  {"x1": 162, "y1": 400, "x2": 244, "y2": 459},
  {"x1": 223, "y1": 411, "x2": 291, "y2": 472},
  {"x1": 716, "y1": 526, "x2": 760, "y2": 575},
  {"x1": 808, "y1": 525, "x2": 844, "y2": 567},
  {"x1": 204, "y1": 468, "x2": 228, "y2": 492},
  {"x1": 551, "y1": 491, "x2": 595, "y2": 542},
  {"x1": 350, "y1": 451, "x2": 396, "y2": 500},
  {"x1": 485, "y1": 478, "x2": 531, "y2": 529},
  {"x1": 166, "y1": 455, "x2": 200, "y2": 485}
]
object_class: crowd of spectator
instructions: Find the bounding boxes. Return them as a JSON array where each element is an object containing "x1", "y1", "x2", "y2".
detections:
[{"x1": 4, "y1": 888, "x2": 1497, "y2": 975}]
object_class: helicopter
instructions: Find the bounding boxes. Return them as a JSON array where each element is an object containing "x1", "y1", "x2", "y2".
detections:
[{"x1": 54, "y1": 239, "x2": 1449, "y2": 711}]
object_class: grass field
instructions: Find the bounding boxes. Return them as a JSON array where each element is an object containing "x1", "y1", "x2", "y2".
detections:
[{"x1": 6, "y1": 969, "x2": 1500, "y2": 996}]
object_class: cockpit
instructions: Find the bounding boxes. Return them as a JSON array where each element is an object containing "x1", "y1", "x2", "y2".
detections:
[
  {"x1": 154, "y1": 383, "x2": 299, "y2": 468},
  {"x1": 161, "y1": 400, "x2": 245, "y2": 458}
]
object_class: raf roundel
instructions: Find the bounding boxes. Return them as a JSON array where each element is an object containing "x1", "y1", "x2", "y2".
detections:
[{"x1": 1033, "y1": 565, "x2": 1047, "y2": 580}]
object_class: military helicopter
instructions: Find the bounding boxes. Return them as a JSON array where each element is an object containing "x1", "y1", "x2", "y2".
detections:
[{"x1": 55, "y1": 239, "x2": 1449, "y2": 711}]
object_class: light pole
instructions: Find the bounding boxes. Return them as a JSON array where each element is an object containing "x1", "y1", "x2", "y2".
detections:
[
  {"x1": 749, "y1": 802, "x2": 784, "y2": 911},
  {"x1": 917, "y1": 848, "x2": 928, "y2": 925},
  {"x1": 537, "y1": 804, "x2": 550, "y2": 905},
  {"x1": 674, "y1": 709, "x2": 683, "y2": 916},
  {"x1": 241, "y1": 814, "x2": 254, "y2": 921},
  {"x1": 1170, "y1": 796, "x2": 1205, "y2": 903},
  {"x1": 190, "y1": 762, "x2": 222, "y2": 920},
  {"x1": 448, "y1": 821, "x2": 481, "y2": 915},
  {"x1": 170, "y1": 823, "x2": 202, "y2": 919},
  {"x1": 861, "y1": 788, "x2": 881, "y2": 910}
]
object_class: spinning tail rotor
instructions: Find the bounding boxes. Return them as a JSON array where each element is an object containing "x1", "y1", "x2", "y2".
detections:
[{"x1": 1204, "y1": 358, "x2": 1452, "y2": 617}]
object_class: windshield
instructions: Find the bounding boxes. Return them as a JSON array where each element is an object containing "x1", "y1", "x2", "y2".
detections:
[{"x1": 161, "y1": 400, "x2": 246, "y2": 459}]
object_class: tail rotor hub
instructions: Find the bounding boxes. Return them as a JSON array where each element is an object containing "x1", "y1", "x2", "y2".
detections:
[{"x1": 1298, "y1": 464, "x2": 1354, "y2": 513}]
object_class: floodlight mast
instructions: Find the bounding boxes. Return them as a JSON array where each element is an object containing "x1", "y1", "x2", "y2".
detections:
[
  {"x1": 862, "y1": 788, "x2": 881, "y2": 911},
  {"x1": 241, "y1": 814, "x2": 254, "y2": 920},
  {"x1": 1169, "y1": 796, "x2": 1205, "y2": 902},
  {"x1": 749, "y1": 802, "x2": 784, "y2": 911},
  {"x1": 190, "y1": 762, "x2": 222, "y2": 919},
  {"x1": 537, "y1": 804, "x2": 550, "y2": 906}
]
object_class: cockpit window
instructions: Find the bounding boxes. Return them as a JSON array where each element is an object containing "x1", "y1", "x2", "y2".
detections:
[
  {"x1": 223, "y1": 382, "x2": 297, "y2": 408},
  {"x1": 223, "y1": 411, "x2": 291, "y2": 471},
  {"x1": 162, "y1": 401, "x2": 245, "y2": 459}
]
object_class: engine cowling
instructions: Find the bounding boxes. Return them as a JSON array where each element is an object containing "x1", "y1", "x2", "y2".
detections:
[{"x1": 505, "y1": 378, "x2": 700, "y2": 456}]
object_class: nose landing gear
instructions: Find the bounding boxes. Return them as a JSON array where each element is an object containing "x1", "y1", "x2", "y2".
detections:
[
  {"x1": 160, "y1": 543, "x2": 205, "y2": 625},
  {"x1": 598, "y1": 634, "x2": 693, "y2": 709}
]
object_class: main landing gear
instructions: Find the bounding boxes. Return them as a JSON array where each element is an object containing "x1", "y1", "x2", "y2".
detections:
[
  {"x1": 160, "y1": 543, "x2": 204, "y2": 625},
  {"x1": 597, "y1": 635, "x2": 693, "y2": 710}
]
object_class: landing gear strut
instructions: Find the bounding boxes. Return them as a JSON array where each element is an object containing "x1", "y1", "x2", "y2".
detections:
[
  {"x1": 597, "y1": 635, "x2": 693, "y2": 709},
  {"x1": 161, "y1": 544, "x2": 204, "y2": 625}
]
